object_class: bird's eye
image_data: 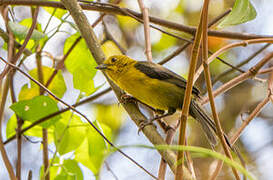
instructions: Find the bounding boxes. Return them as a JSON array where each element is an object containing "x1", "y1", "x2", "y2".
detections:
[{"x1": 111, "y1": 57, "x2": 117, "y2": 63}]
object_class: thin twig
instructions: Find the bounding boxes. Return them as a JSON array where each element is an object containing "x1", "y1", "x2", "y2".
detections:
[
  {"x1": 209, "y1": 68, "x2": 273, "y2": 180},
  {"x1": 44, "y1": 36, "x2": 81, "y2": 89},
  {"x1": 0, "y1": 50, "x2": 157, "y2": 180},
  {"x1": 0, "y1": 7, "x2": 17, "y2": 180},
  {"x1": 35, "y1": 40, "x2": 50, "y2": 180},
  {"x1": 258, "y1": 66, "x2": 273, "y2": 74},
  {"x1": 201, "y1": 52, "x2": 273, "y2": 105},
  {"x1": 213, "y1": 43, "x2": 271, "y2": 84},
  {"x1": 158, "y1": 8, "x2": 233, "y2": 68},
  {"x1": 0, "y1": 7, "x2": 39, "y2": 80},
  {"x1": 201, "y1": 1, "x2": 240, "y2": 179},
  {"x1": 105, "y1": 161, "x2": 119, "y2": 180},
  {"x1": 44, "y1": 13, "x2": 106, "y2": 90},
  {"x1": 27, "y1": 170, "x2": 32, "y2": 180},
  {"x1": 158, "y1": 128, "x2": 176, "y2": 180},
  {"x1": 230, "y1": 94, "x2": 271, "y2": 145},
  {"x1": 194, "y1": 38, "x2": 273, "y2": 83},
  {"x1": 208, "y1": 8, "x2": 232, "y2": 27},
  {"x1": 4, "y1": 87, "x2": 112, "y2": 145},
  {"x1": 60, "y1": 0, "x2": 191, "y2": 177},
  {"x1": 42, "y1": 129, "x2": 49, "y2": 180},
  {"x1": 43, "y1": 8, "x2": 57, "y2": 33},
  {"x1": 109, "y1": 2, "x2": 192, "y2": 43},
  {"x1": 0, "y1": 28, "x2": 32, "y2": 56},
  {"x1": 184, "y1": 139, "x2": 196, "y2": 179},
  {"x1": 268, "y1": 64, "x2": 273, "y2": 93},
  {"x1": 137, "y1": 0, "x2": 152, "y2": 61},
  {"x1": 175, "y1": 2, "x2": 205, "y2": 179},
  {"x1": 0, "y1": 75, "x2": 16, "y2": 180},
  {"x1": 10, "y1": 75, "x2": 23, "y2": 180},
  {"x1": 5, "y1": 8, "x2": 22, "y2": 179},
  {"x1": 1, "y1": 0, "x2": 272, "y2": 40}
]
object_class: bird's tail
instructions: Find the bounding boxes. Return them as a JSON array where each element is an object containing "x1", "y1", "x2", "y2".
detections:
[{"x1": 190, "y1": 100, "x2": 231, "y2": 147}]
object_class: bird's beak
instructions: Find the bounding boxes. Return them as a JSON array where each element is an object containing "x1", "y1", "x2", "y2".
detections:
[{"x1": 96, "y1": 64, "x2": 109, "y2": 70}]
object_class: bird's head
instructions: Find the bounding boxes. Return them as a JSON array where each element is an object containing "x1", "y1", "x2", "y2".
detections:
[{"x1": 96, "y1": 55, "x2": 136, "y2": 79}]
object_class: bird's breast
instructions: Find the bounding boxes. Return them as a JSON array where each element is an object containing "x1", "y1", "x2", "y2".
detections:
[{"x1": 116, "y1": 70, "x2": 184, "y2": 110}]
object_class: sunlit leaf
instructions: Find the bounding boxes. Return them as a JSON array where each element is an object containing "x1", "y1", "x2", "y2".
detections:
[
  {"x1": 29, "y1": 66, "x2": 67, "y2": 99},
  {"x1": 10, "y1": 96, "x2": 61, "y2": 128},
  {"x1": 55, "y1": 159, "x2": 83, "y2": 180},
  {"x1": 6, "y1": 114, "x2": 55, "y2": 142},
  {"x1": 101, "y1": 40, "x2": 122, "y2": 58},
  {"x1": 218, "y1": 0, "x2": 257, "y2": 28},
  {"x1": 8, "y1": 21, "x2": 45, "y2": 41},
  {"x1": 64, "y1": 33, "x2": 97, "y2": 96},
  {"x1": 95, "y1": 104, "x2": 125, "y2": 132},
  {"x1": 6, "y1": 114, "x2": 41, "y2": 138},
  {"x1": 75, "y1": 121, "x2": 112, "y2": 175},
  {"x1": 18, "y1": 84, "x2": 39, "y2": 101},
  {"x1": 73, "y1": 68, "x2": 95, "y2": 96},
  {"x1": 6, "y1": 114, "x2": 17, "y2": 139},
  {"x1": 43, "y1": 7, "x2": 67, "y2": 19},
  {"x1": 54, "y1": 111, "x2": 87, "y2": 155},
  {"x1": 20, "y1": 18, "x2": 43, "y2": 32},
  {"x1": 40, "y1": 157, "x2": 60, "y2": 179}
]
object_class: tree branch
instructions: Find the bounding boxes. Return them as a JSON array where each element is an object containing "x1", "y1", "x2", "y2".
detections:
[
  {"x1": 201, "y1": 52, "x2": 273, "y2": 105},
  {"x1": 1, "y1": 0, "x2": 272, "y2": 40},
  {"x1": 137, "y1": 0, "x2": 152, "y2": 61},
  {"x1": 59, "y1": 0, "x2": 192, "y2": 177},
  {"x1": 201, "y1": 1, "x2": 240, "y2": 179}
]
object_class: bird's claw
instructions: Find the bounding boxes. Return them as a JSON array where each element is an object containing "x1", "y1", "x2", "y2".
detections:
[
  {"x1": 120, "y1": 94, "x2": 137, "y2": 104},
  {"x1": 137, "y1": 120, "x2": 156, "y2": 134}
]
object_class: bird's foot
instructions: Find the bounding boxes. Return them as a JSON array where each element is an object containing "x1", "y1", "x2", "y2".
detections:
[
  {"x1": 137, "y1": 120, "x2": 156, "y2": 134},
  {"x1": 120, "y1": 94, "x2": 137, "y2": 104},
  {"x1": 154, "y1": 109, "x2": 165, "y2": 115},
  {"x1": 159, "y1": 119, "x2": 180, "y2": 133}
]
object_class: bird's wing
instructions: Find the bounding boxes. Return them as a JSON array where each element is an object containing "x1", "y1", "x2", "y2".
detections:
[{"x1": 134, "y1": 61, "x2": 200, "y2": 96}]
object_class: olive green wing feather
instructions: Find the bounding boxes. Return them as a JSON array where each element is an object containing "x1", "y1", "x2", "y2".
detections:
[{"x1": 134, "y1": 61, "x2": 200, "y2": 96}]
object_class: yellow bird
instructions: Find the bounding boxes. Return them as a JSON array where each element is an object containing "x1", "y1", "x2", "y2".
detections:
[{"x1": 96, "y1": 55, "x2": 228, "y2": 146}]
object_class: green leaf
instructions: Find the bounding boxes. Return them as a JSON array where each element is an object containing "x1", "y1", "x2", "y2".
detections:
[
  {"x1": 20, "y1": 18, "x2": 43, "y2": 32},
  {"x1": 95, "y1": 104, "x2": 125, "y2": 132},
  {"x1": 18, "y1": 84, "x2": 39, "y2": 101},
  {"x1": 75, "y1": 121, "x2": 112, "y2": 175},
  {"x1": 54, "y1": 112, "x2": 87, "y2": 155},
  {"x1": 64, "y1": 33, "x2": 97, "y2": 96},
  {"x1": 10, "y1": 96, "x2": 61, "y2": 128},
  {"x1": 6, "y1": 114, "x2": 41, "y2": 138},
  {"x1": 8, "y1": 21, "x2": 45, "y2": 41},
  {"x1": 126, "y1": 145, "x2": 256, "y2": 180},
  {"x1": 29, "y1": 66, "x2": 67, "y2": 99},
  {"x1": 40, "y1": 157, "x2": 60, "y2": 180},
  {"x1": 55, "y1": 159, "x2": 83, "y2": 180},
  {"x1": 6, "y1": 114, "x2": 55, "y2": 142},
  {"x1": 218, "y1": 0, "x2": 257, "y2": 28},
  {"x1": 43, "y1": 7, "x2": 67, "y2": 19},
  {"x1": 73, "y1": 68, "x2": 95, "y2": 96},
  {"x1": 6, "y1": 115, "x2": 17, "y2": 139}
]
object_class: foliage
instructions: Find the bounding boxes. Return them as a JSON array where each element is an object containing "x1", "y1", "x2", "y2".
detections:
[
  {"x1": 0, "y1": 0, "x2": 271, "y2": 179},
  {"x1": 218, "y1": 0, "x2": 257, "y2": 28}
]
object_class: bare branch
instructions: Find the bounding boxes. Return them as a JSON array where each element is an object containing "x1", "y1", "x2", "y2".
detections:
[
  {"x1": 137, "y1": 0, "x2": 152, "y2": 61},
  {"x1": 1, "y1": 0, "x2": 271, "y2": 40}
]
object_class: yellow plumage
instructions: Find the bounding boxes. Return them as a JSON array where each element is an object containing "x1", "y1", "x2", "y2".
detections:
[{"x1": 96, "y1": 55, "x2": 231, "y2": 146}]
